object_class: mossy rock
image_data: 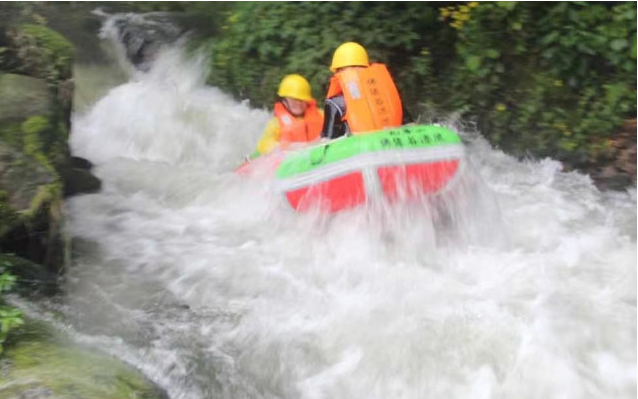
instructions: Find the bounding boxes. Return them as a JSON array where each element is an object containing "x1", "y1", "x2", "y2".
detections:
[
  {"x1": 4, "y1": 24, "x2": 75, "y2": 83},
  {"x1": 0, "y1": 140, "x2": 58, "y2": 215},
  {"x1": 0, "y1": 139, "x2": 63, "y2": 271},
  {"x1": 0, "y1": 76, "x2": 69, "y2": 274},
  {"x1": 0, "y1": 321, "x2": 167, "y2": 399},
  {"x1": 0, "y1": 74, "x2": 70, "y2": 170},
  {"x1": 0, "y1": 21, "x2": 78, "y2": 280},
  {"x1": 0, "y1": 74, "x2": 51, "y2": 125}
]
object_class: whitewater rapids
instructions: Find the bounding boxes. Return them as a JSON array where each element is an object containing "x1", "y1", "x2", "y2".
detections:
[{"x1": 46, "y1": 24, "x2": 637, "y2": 399}]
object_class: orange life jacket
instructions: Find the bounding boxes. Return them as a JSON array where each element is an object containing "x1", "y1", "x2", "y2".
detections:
[
  {"x1": 326, "y1": 63, "x2": 403, "y2": 134},
  {"x1": 274, "y1": 100, "x2": 324, "y2": 143},
  {"x1": 327, "y1": 64, "x2": 403, "y2": 134}
]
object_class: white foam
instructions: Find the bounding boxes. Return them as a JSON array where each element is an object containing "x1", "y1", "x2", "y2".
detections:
[{"x1": 61, "y1": 20, "x2": 637, "y2": 399}]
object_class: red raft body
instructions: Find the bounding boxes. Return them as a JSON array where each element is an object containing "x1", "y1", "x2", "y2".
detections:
[{"x1": 238, "y1": 125, "x2": 464, "y2": 213}]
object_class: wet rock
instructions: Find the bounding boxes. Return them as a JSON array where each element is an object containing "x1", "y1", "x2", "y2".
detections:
[
  {"x1": 0, "y1": 321, "x2": 168, "y2": 399},
  {"x1": 120, "y1": 20, "x2": 182, "y2": 67},
  {"x1": 0, "y1": 253, "x2": 57, "y2": 296},
  {"x1": 59, "y1": 166, "x2": 102, "y2": 197},
  {"x1": 0, "y1": 42, "x2": 99, "y2": 274},
  {"x1": 0, "y1": 73, "x2": 70, "y2": 170},
  {"x1": 1, "y1": 24, "x2": 74, "y2": 84},
  {"x1": 60, "y1": 156, "x2": 101, "y2": 197},
  {"x1": 0, "y1": 141, "x2": 57, "y2": 214},
  {"x1": 69, "y1": 156, "x2": 93, "y2": 170},
  {"x1": 0, "y1": 74, "x2": 51, "y2": 123},
  {"x1": 0, "y1": 73, "x2": 68, "y2": 273},
  {"x1": 0, "y1": 138, "x2": 64, "y2": 273},
  {"x1": 102, "y1": 12, "x2": 185, "y2": 70}
]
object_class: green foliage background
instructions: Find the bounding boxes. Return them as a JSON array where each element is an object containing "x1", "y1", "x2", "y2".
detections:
[
  {"x1": 0, "y1": 257, "x2": 23, "y2": 354},
  {"x1": 196, "y1": 1, "x2": 636, "y2": 170}
]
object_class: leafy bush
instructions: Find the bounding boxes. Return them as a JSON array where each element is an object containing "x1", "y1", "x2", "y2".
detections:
[
  {"x1": 441, "y1": 2, "x2": 636, "y2": 167},
  {"x1": 207, "y1": 2, "x2": 444, "y2": 111},
  {"x1": 0, "y1": 258, "x2": 23, "y2": 355},
  {"x1": 198, "y1": 1, "x2": 635, "y2": 171}
]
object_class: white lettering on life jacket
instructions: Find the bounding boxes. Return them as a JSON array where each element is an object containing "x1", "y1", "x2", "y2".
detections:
[
  {"x1": 281, "y1": 115, "x2": 292, "y2": 125},
  {"x1": 346, "y1": 81, "x2": 361, "y2": 99}
]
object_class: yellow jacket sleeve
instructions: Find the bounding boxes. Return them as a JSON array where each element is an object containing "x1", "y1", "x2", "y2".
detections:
[{"x1": 256, "y1": 118, "x2": 280, "y2": 155}]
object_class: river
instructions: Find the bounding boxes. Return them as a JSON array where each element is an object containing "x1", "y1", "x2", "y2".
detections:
[{"x1": 24, "y1": 11, "x2": 638, "y2": 399}]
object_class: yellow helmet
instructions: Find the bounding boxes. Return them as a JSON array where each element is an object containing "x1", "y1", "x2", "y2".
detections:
[
  {"x1": 330, "y1": 42, "x2": 369, "y2": 72},
  {"x1": 277, "y1": 74, "x2": 313, "y2": 102}
]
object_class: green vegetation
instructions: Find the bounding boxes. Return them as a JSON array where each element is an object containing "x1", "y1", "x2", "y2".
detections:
[
  {"x1": 0, "y1": 258, "x2": 23, "y2": 354},
  {"x1": 207, "y1": 2, "x2": 444, "y2": 110},
  {"x1": 19, "y1": 24, "x2": 75, "y2": 81},
  {"x1": 441, "y1": 2, "x2": 636, "y2": 167},
  {"x1": 2, "y1": 23, "x2": 75, "y2": 83},
  {"x1": 200, "y1": 1, "x2": 636, "y2": 172}
]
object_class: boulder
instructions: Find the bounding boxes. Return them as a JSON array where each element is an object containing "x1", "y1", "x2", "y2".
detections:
[
  {"x1": 0, "y1": 141, "x2": 57, "y2": 213},
  {"x1": 58, "y1": 166, "x2": 101, "y2": 197},
  {"x1": 0, "y1": 71, "x2": 100, "y2": 275},
  {"x1": 0, "y1": 321, "x2": 168, "y2": 399},
  {"x1": 0, "y1": 74, "x2": 67, "y2": 272},
  {"x1": 0, "y1": 74, "x2": 52, "y2": 123}
]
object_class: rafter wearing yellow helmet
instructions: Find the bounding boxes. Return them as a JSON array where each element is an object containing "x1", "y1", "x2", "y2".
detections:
[
  {"x1": 320, "y1": 42, "x2": 411, "y2": 139},
  {"x1": 255, "y1": 74, "x2": 324, "y2": 155}
]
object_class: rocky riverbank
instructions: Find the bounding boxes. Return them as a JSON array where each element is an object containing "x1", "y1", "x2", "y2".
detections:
[
  {"x1": 1, "y1": 320, "x2": 168, "y2": 399},
  {"x1": 0, "y1": 4, "x2": 166, "y2": 398},
  {"x1": 0, "y1": 3, "x2": 634, "y2": 397},
  {"x1": 0, "y1": 5, "x2": 100, "y2": 276}
]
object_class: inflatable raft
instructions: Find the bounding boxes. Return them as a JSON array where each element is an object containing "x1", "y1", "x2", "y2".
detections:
[{"x1": 237, "y1": 125, "x2": 464, "y2": 213}]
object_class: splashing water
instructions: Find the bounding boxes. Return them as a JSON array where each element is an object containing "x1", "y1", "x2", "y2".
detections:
[{"x1": 41, "y1": 14, "x2": 638, "y2": 399}]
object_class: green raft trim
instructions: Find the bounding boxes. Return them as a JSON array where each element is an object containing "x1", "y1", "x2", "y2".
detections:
[{"x1": 276, "y1": 125, "x2": 461, "y2": 179}]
